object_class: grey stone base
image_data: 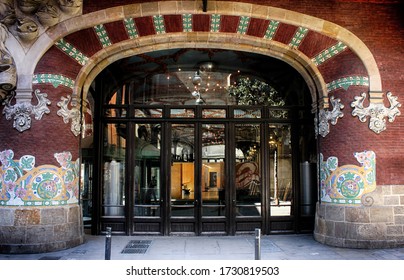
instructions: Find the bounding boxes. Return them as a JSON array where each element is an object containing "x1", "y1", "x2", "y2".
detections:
[
  {"x1": 0, "y1": 204, "x2": 84, "y2": 254},
  {"x1": 314, "y1": 201, "x2": 404, "y2": 249}
]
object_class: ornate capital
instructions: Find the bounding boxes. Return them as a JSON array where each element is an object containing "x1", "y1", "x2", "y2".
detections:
[
  {"x1": 57, "y1": 95, "x2": 81, "y2": 136},
  {"x1": 315, "y1": 96, "x2": 344, "y2": 137},
  {"x1": 351, "y1": 91, "x2": 401, "y2": 134},
  {"x1": 0, "y1": 23, "x2": 17, "y2": 103},
  {"x1": 2, "y1": 89, "x2": 51, "y2": 132}
]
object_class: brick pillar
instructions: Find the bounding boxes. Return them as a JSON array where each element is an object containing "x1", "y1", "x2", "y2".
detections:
[{"x1": 0, "y1": 85, "x2": 84, "y2": 253}]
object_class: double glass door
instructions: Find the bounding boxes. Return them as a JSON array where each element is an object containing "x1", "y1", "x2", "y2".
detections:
[{"x1": 100, "y1": 108, "x2": 299, "y2": 235}]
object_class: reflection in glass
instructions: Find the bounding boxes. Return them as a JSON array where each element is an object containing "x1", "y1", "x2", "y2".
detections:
[
  {"x1": 171, "y1": 124, "x2": 195, "y2": 217},
  {"x1": 202, "y1": 124, "x2": 226, "y2": 217},
  {"x1": 133, "y1": 124, "x2": 161, "y2": 217},
  {"x1": 235, "y1": 124, "x2": 261, "y2": 216},
  {"x1": 102, "y1": 123, "x2": 125, "y2": 216},
  {"x1": 269, "y1": 124, "x2": 292, "y2": 216}
]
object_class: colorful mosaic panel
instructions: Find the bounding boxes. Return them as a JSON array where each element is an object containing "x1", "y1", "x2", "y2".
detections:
[
  {"x1": 320, "y1": 151, "x2": 376, "y2": 205},
  {"x1": 153, "y1": 15, "x2": 166, "y2": 34},
  {"x1": 0, "y1": 150, "x2": 79, "y2": 206},
  {"x1": 33, "y1": 74, "x2": 75, "y2": 89},
  {"x1": 55, "y1": 38, "x2": 89, "y2": 66},
  {"x1": 289, "y1": 27, "x2": 308, "y2": 48},
  {"x1": 237, "y1": 16, "x2": 251, "y2": 34},
  {"x1": 182, "y1": 14, "x2": 192, "y2": 32},
  {"x1": 210, "y1": 14, "x2": 221, "y2": 32},
  {"x1": 124, "y1": 18, "x2": 139, "y2": 39},
  {"x1": 94, "y1": 24, "x2": 112, "y2": 48},
  {"x1": 312, "y1": 41, "x2": 347, "y2": 66},
  {"x1": 264, "y1": 20, "x2": 280, "y2": 40},
  {"x1": 326, "y1": 76, "x2": 369, "y2": 92}
]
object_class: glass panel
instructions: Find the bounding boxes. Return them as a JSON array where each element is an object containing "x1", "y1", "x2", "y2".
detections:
[
  {"x1": 269, "y1": 124, "x2": 293, "y2": 216},
  {"x1": 107, "y1": 88, "x2": 126, "y2": 105},
  {"x1": 170, "y1": 108, "x2": 195, "y2": 118},
  {"x1": 104, "y1": 107, "x2": 127, "y2": 118},
  {"x1": 234, "y1": 109, "x2": 261, "y2": 118},
  {"x1": 171, "y1": 124, "x2": 195, "y2": 217},
  {"x1": 133, "y1": 124, "x2": 162, "y2": 217},
  {"x1": 269, "y1": 110, "x2": 289, "y2": 119},
  {"x1": 134, "y1": 108, "x2": 163, "y2": 118},
  {"x1": 102, "y1": 123, "x2": 126, "y2": 216},
  {"x1": 235, "y1": 124, "x2": 261, "y2": 216},
  {"x1": 202, "y1": 124, "x2": 226, "y2": 217},
  {"x1": 202, "y1": 109, "x2": 226, "y2": 118}
]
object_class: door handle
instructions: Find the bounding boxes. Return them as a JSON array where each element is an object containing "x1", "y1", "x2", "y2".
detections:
[{"x1": 194, "y1": 200, "x2": 199, "y2": 206}]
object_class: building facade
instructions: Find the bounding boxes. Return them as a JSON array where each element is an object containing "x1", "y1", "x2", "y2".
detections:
[{"x1": 0, "y1": 0, "x2": 403, "y2": 253}]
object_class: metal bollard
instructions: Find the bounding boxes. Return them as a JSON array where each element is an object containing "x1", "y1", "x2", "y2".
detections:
[
  {"x1": 255, "y1": 228, "x2": 261, "y2": 260},
  {"x1": 105, "y1": 227, "x2": 112, "y2": 260}
]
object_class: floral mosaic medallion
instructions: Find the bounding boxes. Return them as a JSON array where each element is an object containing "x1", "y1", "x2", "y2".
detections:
[
  {"x1": 0, "y1": 150, "x2": 79, "y2": 206},
  {"x1": 320, "y1": 151, "x2": 376, "y2": 205}
]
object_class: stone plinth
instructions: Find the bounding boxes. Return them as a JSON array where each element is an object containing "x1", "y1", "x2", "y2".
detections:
[
  {"x1": 314, "y1": 185, "x2": 404, "y2": 248},
  {"x1": 0, "y1": 204, "x2": 84, "y2": 253}
]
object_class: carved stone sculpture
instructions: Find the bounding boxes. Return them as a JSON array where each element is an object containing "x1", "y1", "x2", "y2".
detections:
[
  {"x1": 351, "y1": 91, "x2": 401, "y2": 134},
  {"x1": 57, "y1": 95, "x2": 81, "y2": 136},
  {"x1": 2, "y1": 89, "x2": 51, "y2": 132},
  {"x1": 16, "y1": 18, "x2": 38, "y2": 42},
  {"x1": 0, "y1": 23, "x2": 16, "y2": 103},
  {"x1": 58, "y1": 0, "x2": 81, "y2": 15},
  {"x1": 315, "y1": 96, "x2": 344, "y2": 137},
  {"x1": 36, "y1": 3, "x2": 60, "y2": 27}
]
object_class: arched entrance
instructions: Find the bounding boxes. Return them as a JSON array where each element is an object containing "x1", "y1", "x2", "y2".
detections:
[{"x1": 85, "y1": 48, "x2": 317, "y2": 235}]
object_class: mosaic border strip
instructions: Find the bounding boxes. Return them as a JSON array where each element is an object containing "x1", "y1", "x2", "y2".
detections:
[
  {"x1": 312, "y1": 42, "x2": 347, "y2": 66},
  {"x1": 124, "y1": 18, "x2": 139, "y2": 39},
  {"x1": 182, "y1": 14, "x2": 193, "y2": 32},
  {"x1": 33, "y1": 74, "x2": 75, "y2": 89},
  {"x1": 153, "y1": 15, "x2": 166, "y2": 34},
  {"x1": 289, "y1": 27, "x2": 309, "y2": 48},
  {"x1": 237, "y1": 16, "x2": 251, "y2": 35},
  {"x1": 210, "y1": 14, "x2": 221, "y2": 32},
  {"x1": 55, "y1": 38, "x2": 89, "y2": 66},
  {"x1": 327, "y1": 76, "x2": 369, "y2": 92},
  {"x1": 264, "y1": 20, "x2": 280, "y2": 40},
  {"x1": 94, "y1": 24, "x2": 112, "y2": 48}
]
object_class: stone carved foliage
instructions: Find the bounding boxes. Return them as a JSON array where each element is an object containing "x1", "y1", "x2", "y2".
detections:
[
  {"x1": 2, "y1": 89, "x2": 51, "y2": 132},
  {"x1": 0, "y1": 22, "x2": 16, "y2": 103},
  {"x1": 315, "y1": 96, "x2": 344, "y2": 137},
  {"x1": 351, "y1": 92, "x2": 401, "y2": 134},
  {"x1": 0, "y1": 0, "x2": 83, "y2": 44},
  {"x1": 57, "y1": 95, "x2": 81, "y2": 136}
]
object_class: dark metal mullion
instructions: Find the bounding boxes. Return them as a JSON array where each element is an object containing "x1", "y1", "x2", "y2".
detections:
[
  {"x1": 126, "y1": 122, "x2": 134, "y2": 235},
  {"x1": 195, "y1": 122, "x2": 202, "y2": 235},
  {"x1": 261, "y1": 122, "x2": 270, "y2": 234},
  {"x1": 163, "y1": 122, "x2": 171, "y2": 235},
  {"x1": 227, "y1": 122, "x2": 236, "y2": 235}
]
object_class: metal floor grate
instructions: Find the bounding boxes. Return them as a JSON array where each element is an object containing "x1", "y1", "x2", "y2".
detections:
[{"x1": 121, "y1": 240, "x2": 152, "y2": 254}]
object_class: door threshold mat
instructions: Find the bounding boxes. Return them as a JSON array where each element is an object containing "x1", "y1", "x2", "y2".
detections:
[
  {"x1": 121, "y1": 240, "x2": 152, "y2": 254},
  {"x1": 38, "y1": 256, "x2": 62, "y2": 260}
]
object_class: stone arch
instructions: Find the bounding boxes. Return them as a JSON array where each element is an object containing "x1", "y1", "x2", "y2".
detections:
[{"x1": 20, "y1": 1, "x2": 381, "y2": 112}]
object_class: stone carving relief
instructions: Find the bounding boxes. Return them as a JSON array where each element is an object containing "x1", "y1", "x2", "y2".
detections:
[
  {"x1": 315, "y1": 96, "x2": 344, "y2": 137},
  {"x1": 351, "y1": 91, "x2": 401, "y2": 134},
  {"x1": 1, "y1": 0, "x2": 82, "y2": 44},
  {"x1": 0, "y1": 22, "x2": 17, "y2": 103},
  {"x1": 2, "y1": 89, "x2": 51, "y2": 132},
  {"x1": 57, "y1": 95, "x2": 81, "y2": 136}
]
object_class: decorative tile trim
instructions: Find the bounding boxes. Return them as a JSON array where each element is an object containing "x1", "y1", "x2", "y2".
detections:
[
  {"x1": 320, "y1": 151, "x2": 376, "y2": 205},
  {"x1": 94, "y1": 24, "x2": 112, "y2": 48},
  {"x1": 0, "y1": 150, "x2": 79, "y2": 206},
  {"x1": 351, "y1": 91, "x2": 401, "y2": 134},
  {"x1": 237, "y1": 16, "x2": 251, "y2": 35},
  {"x1": 55, "y1": 38, "x2": 89, "y2": 66},
  {"x1": 153, "y1": 15, "x2": 166, "y2": 34},
  {"x1": 182, "y1": 14, "x2": 193, "y2": 32},
  {"x1": 327, "y1": 76, "x2": 369, "y2": 93},
  {"x1": 33, "y1": 74, "x2": 75, "y2": 89},
  {"x1": 264, "y1": 20, "x2": 279, "y2": 40},
  {"x1": 312, "y1": 41, "x2": 347, "y2": 66},
  {"x1": 210, "y1": 14, "x2": 221, "y2": 32},
  {"x1": 124, "y1": 18, "x2": 139, "y2": 39},
  {"x1": 289, "y1": 27, "x2": 308, "y2": 48}
]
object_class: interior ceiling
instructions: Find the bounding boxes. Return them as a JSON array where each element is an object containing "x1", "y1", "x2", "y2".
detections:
[{"x1": 101, "y1": 48, "x2": 310, "y2": 105}]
